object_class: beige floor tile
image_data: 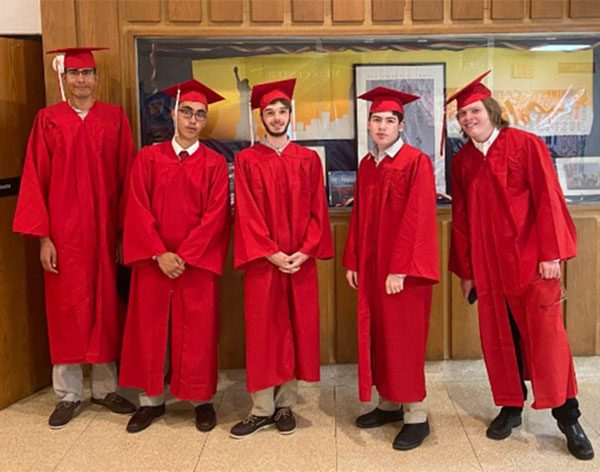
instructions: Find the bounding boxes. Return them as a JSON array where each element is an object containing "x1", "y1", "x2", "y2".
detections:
[
  {"x1": 445, "y1": 380, "x2": 600, "y2": 472},
  {"x1": 575, "y1": 380, "x2": 600, "y2": 436},
  {"x1": 335, "y1": 384, "x2": 482, "y2": 472},
  {"x1": 196, "y1": 386, "x2": 336, "y2": 472},
  {"x1": 573, "y1": 357, "x2": 600, "y2": 380},
  {"x1": 0, "y1": 388, "x2": 99, "y2": 472},
  {"x1": 53, "y1": 393, "x2": 223, "y2": 472}
]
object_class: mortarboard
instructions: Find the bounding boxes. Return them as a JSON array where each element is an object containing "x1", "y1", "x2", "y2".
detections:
[
  {"x1": 358, "y1": 86, "x2": 420, "y2": 114},
  {"x1": 250, "y1": 78, "x2": 296, "y2": 111},
  {"x1": 162, "y1": 79, "x2": 225, "y2": 108},
  {"x1": 445, "y1": 70, "x2": 492, "y2": 110},
  {"x1": 46, "y1": 46, "x2": 108, "y2": 69}
]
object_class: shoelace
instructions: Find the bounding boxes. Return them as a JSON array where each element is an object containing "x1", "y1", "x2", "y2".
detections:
[
  {"x1": 242, "y1": 415, "x2": 261, "y2": 425},
  {"x1": 56, "y1": 401, "x2": 77, "y2": 409},
  {"x1": 274, "y1": 408, "x2": 291, "y2": 421}
]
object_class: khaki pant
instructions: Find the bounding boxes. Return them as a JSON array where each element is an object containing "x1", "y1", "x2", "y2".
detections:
[
  {"x1": 139, "y1": 342, "x2": 210, "y2": 407},
  {"x1": 378, "y1": 389, "x2": 428, "y2": 424},
  {"x1": 250, "y1": 381, "x2": 296, "y2": 417},
  {"x1": 53, "y1": 363, "x2": 117, "y2": 402}
]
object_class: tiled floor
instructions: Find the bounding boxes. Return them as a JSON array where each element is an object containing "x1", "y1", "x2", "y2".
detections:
[{"x1": 1, "y1": 358, "x2": 599, "y2": 472}]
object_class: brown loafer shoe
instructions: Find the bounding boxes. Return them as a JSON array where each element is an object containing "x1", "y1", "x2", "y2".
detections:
[
  {"x1": 49, "y1": 401, "x2": 81, "y2": 429},
  {"x1": 126, "y1": 404, "x2": 166, "y2": 433},
  {"x1": 195, "y1": 403, "x2": 217, "y2": 432},
  {"x1": 91, "y1": 393, "x2": 136, "y2": 415},
  {"x1": 356, "y1": 407, "x2": 404, "y2": 429}
]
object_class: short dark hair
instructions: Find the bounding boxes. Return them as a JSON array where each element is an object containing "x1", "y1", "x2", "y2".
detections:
[{"x1": 368, "y1": 110, "x2": 403, "y2": 122}]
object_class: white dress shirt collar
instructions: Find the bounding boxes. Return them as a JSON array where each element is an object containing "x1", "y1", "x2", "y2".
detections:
[
  {"x1": 472, "y1": 127, "x2": 500, "y2": 157},
  {"x1": 172, "y1": 137, "x2": 200, "y2": 159}
]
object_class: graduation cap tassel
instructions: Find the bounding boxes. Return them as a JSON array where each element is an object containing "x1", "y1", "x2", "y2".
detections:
[
  {"x1": 174, "y1": 87, "x2": 181, "y2": 138},
  {"x1": 52, "y1": 55, "x2": 66, "y2": 102},
  {"x1": 440, "y1": 109, "x2": 447, "y2": 157},
  {"x1": 248, "y1": 99, "x2": 255, "y2": 146},
  {"x1": 290, "y1": 99, "x2": 296, "y2": 141}
]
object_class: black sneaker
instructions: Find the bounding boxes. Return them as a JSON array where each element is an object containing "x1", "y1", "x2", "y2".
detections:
[
  {"x1": 486, "y1": 407, "x2": 522, "y2": 440},
  {"x1": 230, "y1": 414, "x2": 275, "y2": 439},
  {"x1": 274, "y1": 407, "x2": 296, "y2": 435},
  {"x1": 356, "y1": 407, "x2": 404, "y2": 429},
  {"x1": 48, "y1": 401, "x2": 81, "y2": 429},
  {"x1": 91, "y1": 393, "x2": 136, "y2": 414}
]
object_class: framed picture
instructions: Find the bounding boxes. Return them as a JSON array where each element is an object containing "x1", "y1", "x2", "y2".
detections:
[
  {"x1": 306, "y1": 145, "x2": 327, "y2": 183},
  {"x1": 556, "y1": 157, "x2": 600, "y2": 196},
  {"x1": 354, "y1": 63, "x2": 446, "y2": 193},
  {"x1": 328, "y1": 171, "x2": 356, "y2": 207}
]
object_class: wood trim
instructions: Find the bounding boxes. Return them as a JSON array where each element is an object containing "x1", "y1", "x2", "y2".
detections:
[
  {"x1": 372, "y1": 0, "x2": 405, "y2": 21},
  {"x1": 451, "y1": 0, "x2": 484, "y2": 20},
  {"x1": 167, "y1": 0, "x2": 203, "y2": 22}
]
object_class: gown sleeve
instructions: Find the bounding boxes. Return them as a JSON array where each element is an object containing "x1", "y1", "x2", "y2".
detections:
[
  {"x1": 388, "y1": 153, "x2": 439, "y2": 283},
  {"x1": 342, "y1": 168, "x2": 360, "y2": 271},
  {"x1": 122, "y1": 149, "x2": 167, "y2": 266},
  {"x1": 299, "y1": 151, "x2": 334, "y2": 259},
  {"x1": 13, "y1": 111, "x2": 52, "y2": 238},
  {"x1": 525, "y1": 135, "x2": 577, "y2": 262},
  {"x1": 176, "y1": 156, "x2": 231, "y2": 275},
  {"x1": 449, "y1": 151, "x2": 474, "y2": 280},
  {"x1": 116, "y1": 107, "x2": 136, "y2": 230},
  {"x1": 233, "y1": 152, "x2": 279, "y2": 269}
]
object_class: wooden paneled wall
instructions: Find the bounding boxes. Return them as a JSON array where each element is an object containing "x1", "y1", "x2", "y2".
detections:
[
  {"x1": 0, "y1": 37, "x2": 49, "y2": 409},
  {"x1": 31, "y1": 0, "x2": 600, "y2": 371},
  {"x1": 39, "y1": 0, "x2": 600, "y2": 130},
  {"x1": 215, "y1": 205, "x2": 600, "y2": 369}
]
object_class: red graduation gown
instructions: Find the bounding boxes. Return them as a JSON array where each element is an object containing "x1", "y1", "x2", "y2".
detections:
[
  {"x1": 449, "y1": 127, "x2": 578, "y2": 409},
  {"x1": 118, "y1": 141, "x2": 230, "y2": 401},
  {"x1": 233, "y1": 142, "x2": 333, "y2": 393},
  {"x1": 12, "y1": 101, "x2": 135, "y2": 364},
  {"x1": 343, "y1": 145, "x2": 439, "y2": 403}
]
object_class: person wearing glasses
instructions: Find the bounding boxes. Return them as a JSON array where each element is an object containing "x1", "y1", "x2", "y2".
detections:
[
  {"x1": 448, "y1": 71, "x2": 593, "y2": 461},
  {"x1": 13, "y1": 46, "x2": 136, "y2": 429},
  {"x1": 231, "y1": 78, "x2": 333, "y2": 438},
  {"x1": 118, "y1": 80, "x2": 230, "y2": 434}
]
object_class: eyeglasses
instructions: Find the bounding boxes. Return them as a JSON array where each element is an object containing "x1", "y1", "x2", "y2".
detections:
[
  {"x1": 65, "y1": 69, "x2": 95, "y2": 78},
  {"x1": 178, "y1": 107, "x2": 207, "y2": 121},
  {"x1": 540, "y1": 284, "x2": 568, "y2": 309}
]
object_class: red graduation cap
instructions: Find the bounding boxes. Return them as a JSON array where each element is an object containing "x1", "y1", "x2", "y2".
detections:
[
  {"x1": 162, "y1": 79, "x2": 225, "y2": 107},
  {"x1": 446, "y1": 70, "x2": 492, "y2": 110},
  {"x1": 250, "y1": 78, "x2": 296, "y2": 111},
  {"x1": 358, "y1": 86, "x2": 420, "y2": 114},
  {"x1": 46, "y1": 47, "x2": 108, "y2": 69}
]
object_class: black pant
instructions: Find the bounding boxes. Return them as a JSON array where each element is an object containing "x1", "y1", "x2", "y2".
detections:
[{"x1": 505, "y1": 302, "x2": 581, "y2": 425}]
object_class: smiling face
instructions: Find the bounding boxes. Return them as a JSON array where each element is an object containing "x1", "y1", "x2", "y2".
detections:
[
  {"x1": 173, "y1": 101, "x2": 207, "y2": 141},
  {"x1": 457, "y1": 100, "x2": 495, "y2": 143},
  {"x1": 260, "y1": 100, "x2": 291, "y2": 138},
  {"x1": 63, "y1": 68, "x2": 97, "y2": 100},
  {"x1": 368, "y1": 111, "x2": 404, "y2": 150}
]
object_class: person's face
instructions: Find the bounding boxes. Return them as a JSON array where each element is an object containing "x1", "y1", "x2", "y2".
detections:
[
  {"x1": 261, "y1": 102, "x2": 290, "y2": 137},
  {"x1": 63, "y1": 68, "x2": 97, "y2": 100},
  {"x1": 368, "y1": 111, "x2": 404, "y2": 149},
  {"x1": 174, "y1": 101, "x2": 207, "y2": 141},
  {"x1": 457, "y1": 100, "x2": 495, "y2": 142}
]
